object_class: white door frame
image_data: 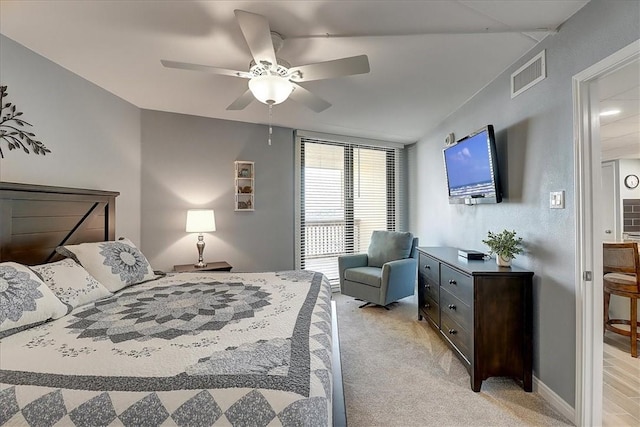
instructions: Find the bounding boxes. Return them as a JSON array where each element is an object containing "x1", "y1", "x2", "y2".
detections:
[{"x1": 573, "y1": 39, "x2": 640, "y2": 427}]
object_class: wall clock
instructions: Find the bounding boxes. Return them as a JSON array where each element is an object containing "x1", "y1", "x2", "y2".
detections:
[{"x1": 624, "y1": 174, "x2": 639, "y2": 189}]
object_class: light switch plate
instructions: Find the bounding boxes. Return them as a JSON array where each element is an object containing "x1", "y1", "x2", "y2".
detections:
[{"x1": 550, "y1": 191, "x2": 565, "y2": 209}]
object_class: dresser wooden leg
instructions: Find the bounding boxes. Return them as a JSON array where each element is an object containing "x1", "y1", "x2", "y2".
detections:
[
  {"x1": 523, "y1": 373, "x2": 533, "y2": 392},
  {"x1": 471, "y1": 375, "x2": 482, "y2": 392}
]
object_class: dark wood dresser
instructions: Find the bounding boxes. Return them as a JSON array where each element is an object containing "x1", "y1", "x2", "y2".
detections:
[{"x1": 417, "y1": 246, "x2": 533, "y2": 392}]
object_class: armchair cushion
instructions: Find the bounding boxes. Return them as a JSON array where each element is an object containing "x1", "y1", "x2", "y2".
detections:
[
  {"x1": 367, "y1": 230, "x2": 414, "y2": 268},
  {"x1": 344, "y1": 267, "x2": 383, "y2": 288}
]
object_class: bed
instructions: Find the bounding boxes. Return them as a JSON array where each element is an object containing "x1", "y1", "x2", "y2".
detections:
[{"x1": 0, "y1": 182, "x2": 346, "y2": 427}]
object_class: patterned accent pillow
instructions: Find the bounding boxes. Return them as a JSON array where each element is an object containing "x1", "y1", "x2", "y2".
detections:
[
  {"x1": 31, "y1": 258, "x2": 112, "y2": 310},
  {"x1": 56, "y1": 238, "x2": 159, "y2": 292},
  {"x1": 0, "y1": 262, "x2": 68, "y2": 336}
]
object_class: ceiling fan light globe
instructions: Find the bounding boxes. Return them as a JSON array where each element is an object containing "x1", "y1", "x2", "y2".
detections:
[{"x1": 249, "y1": 75, "x2": 293, "y2": 105}]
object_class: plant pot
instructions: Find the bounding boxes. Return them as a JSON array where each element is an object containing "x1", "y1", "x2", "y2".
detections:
[{"x1": 496, "y1": 254, "x2": 512, "y2": 267}]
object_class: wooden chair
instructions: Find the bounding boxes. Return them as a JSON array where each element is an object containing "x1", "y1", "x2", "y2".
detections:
[{"x1": 603, "y1": 242, "x2": 640, "y2": 358}]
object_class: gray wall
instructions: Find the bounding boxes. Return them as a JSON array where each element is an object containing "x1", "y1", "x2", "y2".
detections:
[
  {"x1": 140, "y1": 110, "x2": 295, "y2": 272},
  {"x1": 0, "y1": 35, "x2": 142, "y2": 244},
  {"x1": 409, "y1": 0, "x2": 639, "y2": 406}
]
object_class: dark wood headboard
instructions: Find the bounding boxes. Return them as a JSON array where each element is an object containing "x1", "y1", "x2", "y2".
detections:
[{"x1": 0, "y1": 182, "x2": 119, "y2": 265}]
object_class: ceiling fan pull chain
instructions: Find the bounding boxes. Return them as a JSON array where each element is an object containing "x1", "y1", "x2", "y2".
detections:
[{"x1": 268, "y1": 103, "x2": 273, "y2": 145}]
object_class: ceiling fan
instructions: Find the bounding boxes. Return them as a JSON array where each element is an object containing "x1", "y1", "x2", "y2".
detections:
[{"x1": 161, "y1": 9, "x2": 370, "y2": 112}]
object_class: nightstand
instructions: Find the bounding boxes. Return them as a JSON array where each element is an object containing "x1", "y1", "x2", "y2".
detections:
[{"x1": 173, "y1": 261, "x2": 232, "y2": 273}]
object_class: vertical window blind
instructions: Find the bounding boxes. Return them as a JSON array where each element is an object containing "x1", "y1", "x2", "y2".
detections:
[{"x1": 295, "y1": 131, "x2": 406, "y2": 288}]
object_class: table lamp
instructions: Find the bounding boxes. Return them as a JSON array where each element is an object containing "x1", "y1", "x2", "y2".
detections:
[{"x1": 185, "y1": 209, "x2": 216, "y2": 268}]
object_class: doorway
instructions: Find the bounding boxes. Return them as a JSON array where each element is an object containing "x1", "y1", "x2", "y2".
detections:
[
  {"x1": 574, "y1": 40, "x2": 640, "y2": 427},
  {"x1": 598, "y1": 59, "x2": 640, "y2": 426}
]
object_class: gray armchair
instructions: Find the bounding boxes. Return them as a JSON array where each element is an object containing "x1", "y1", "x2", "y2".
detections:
[{"x1": 338, "y1": 230, "x2": 418, "y2": 308}]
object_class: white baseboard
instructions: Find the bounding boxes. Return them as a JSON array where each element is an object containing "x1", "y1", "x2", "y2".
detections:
[{"x1": 534, "y1": 376, "x2": 576, "y2": 425}]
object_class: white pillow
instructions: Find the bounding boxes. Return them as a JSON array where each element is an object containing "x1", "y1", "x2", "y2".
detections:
[
  {"x1": 56, "y1": 238, "x2": 159, "y2": 292},
  {"x1": 31, "y1": 258, "x2": 112, "y2": 309},
  {"x1": 0, "y1": 262, "x2": 68, "y2": 336}
]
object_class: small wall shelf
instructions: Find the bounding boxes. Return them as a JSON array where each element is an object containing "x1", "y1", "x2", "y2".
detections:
[{"x1": 234, "y1": 161, "x2": 254, "y2": 211}]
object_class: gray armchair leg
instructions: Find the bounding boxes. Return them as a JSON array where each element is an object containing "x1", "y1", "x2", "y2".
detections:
[{"x1": 358, "y1": 302, "x2": 391, "y2": 310}]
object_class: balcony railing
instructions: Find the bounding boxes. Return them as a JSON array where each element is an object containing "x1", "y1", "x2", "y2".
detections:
[
  {"x1": 303, "y1": 220, "x2": 364, "y2": 285},
  {"x1": 303, "y1": 220, "x2": 362, "y2": 258}
]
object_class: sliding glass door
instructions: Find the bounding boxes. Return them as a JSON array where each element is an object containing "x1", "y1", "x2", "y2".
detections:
[{"x1": 296, "y1": 134, "x2": 401, "y2": 286}]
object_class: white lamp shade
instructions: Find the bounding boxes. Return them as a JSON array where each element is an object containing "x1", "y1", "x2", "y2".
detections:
[
  {"x1": 186, "y1": 209, "x2": 216, "y2": 233},
  {"x1": 249, "y1": 75, "x2": 293, "y2": 105}
]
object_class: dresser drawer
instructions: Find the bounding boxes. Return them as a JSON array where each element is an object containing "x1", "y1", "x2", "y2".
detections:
[
  {"x1": 421, "y1": 277, "x2": 439, "y2": 302},
  {"x1": 440, "y1": 264, "x2": 472, "y2": 304},
  {"x1": 419, "y1": 253, "x2": 439, "y2": 283},
  {"x1": 420, "y1": 294, "x2": 439, "y2": 327},
  {"x1": 441, "y1": 312, "x2": 471, "y2": 363},
  {"x1": 440, "y1": 287, "x2": 471, "y2": 331}
]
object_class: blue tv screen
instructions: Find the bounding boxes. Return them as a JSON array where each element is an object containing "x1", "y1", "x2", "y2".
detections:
[{"x1": 443, "y1": 125, "x2": 502, "y2": 204}]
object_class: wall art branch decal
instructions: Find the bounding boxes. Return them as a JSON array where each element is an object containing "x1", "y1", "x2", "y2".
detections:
[{"x1": 0, "y1": 85, "x2": 51, "y2": 159}]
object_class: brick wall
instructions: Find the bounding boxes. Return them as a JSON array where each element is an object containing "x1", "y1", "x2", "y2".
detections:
[{"x1": 623, "y1": 199, "x2": 640, "y2": 233}]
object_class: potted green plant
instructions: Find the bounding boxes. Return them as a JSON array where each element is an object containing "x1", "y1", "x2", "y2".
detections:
[{"x1": 482, "y1": 229, "x2": 524, "y2": 267}]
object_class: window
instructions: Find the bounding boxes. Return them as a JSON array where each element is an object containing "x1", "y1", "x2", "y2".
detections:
[{"x1": 295, "y1": 131, "x2": 406, "y2": 288}]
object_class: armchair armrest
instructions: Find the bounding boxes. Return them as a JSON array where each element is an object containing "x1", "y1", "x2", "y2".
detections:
[
  {"x1": 338, "y1": 253, "x2": 368, "y2": 269},
  {"x1": 380, "y1": 258, "x2": 418, "y2": 302},
  {"x1": 338, "y1": 253, "x2": 368, "y2": 280},
  {"x1": 382, "y1": 258, "x2": 417, "y2": 282}
]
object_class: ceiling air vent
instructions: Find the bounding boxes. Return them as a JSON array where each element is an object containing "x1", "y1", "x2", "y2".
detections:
[{"x1": 511, "y1": 50, "x2": 546, "y2": 98}]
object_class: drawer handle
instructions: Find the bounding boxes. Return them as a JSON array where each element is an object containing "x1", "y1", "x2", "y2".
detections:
[
  {"x1": 448, "y1": 304, "x2": 456, "y2": 310},
  {"x1": 424, "y1": 303, "x2": 430, "y2": 309},
  {"x1": 426, "y1": 284, "x2": 431, "y2": 289},
  {"x1": 425, "y1": 265, "x2": 431, "y2": 270},
  {"x1": 448, "y1": 329, "x2": 457, "y2": 335},
  {"x1": 448, "y1": 279, "x2": 457, "y2": 285}
]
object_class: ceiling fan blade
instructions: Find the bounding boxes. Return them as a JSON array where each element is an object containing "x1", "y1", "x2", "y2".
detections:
[
  {"x1": 161, "y1": 60, "x2": 252, "y2": 78},
  {"x1": 234, "y1": 10, "x2": 277, "y2": 67},
  {"x1": 226, "y1": 89, "x2": 255, "y2": 110},
  {"x1": 289, "y1": 83, "x2": 331, "y2": 112},
  {"x1": 289, "y1": 55, "x2": 370, "y2": 82}
]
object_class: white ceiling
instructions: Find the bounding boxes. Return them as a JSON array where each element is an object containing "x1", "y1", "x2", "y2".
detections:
[
  {"x1": 0, "y1": 0, "x2": 590, "y2": 144},
  {"x1": 599, "y1": 60, "x2": 640, "y2": 161}
]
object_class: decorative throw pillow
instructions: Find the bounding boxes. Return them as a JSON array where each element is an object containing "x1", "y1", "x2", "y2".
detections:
[
  {"x1": 367, "y1": 230, "x2": 415, "y2": 268},
  {"x1": 56, "y1": 238, "x2": 159, "y2": 292},
  {"x1": 0, "y1": 262, "x2": 69, "y2": 336},
  {"x1": 31, "y1": 258, "x2": 112, "y2": 310}
]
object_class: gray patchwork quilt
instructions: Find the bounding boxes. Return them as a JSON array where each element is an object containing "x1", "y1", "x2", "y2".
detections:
[{"x1": 0, "y1": 270, "x2": 332, "y2": 426}]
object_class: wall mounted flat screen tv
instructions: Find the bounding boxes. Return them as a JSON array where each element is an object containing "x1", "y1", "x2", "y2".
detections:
[{"x1": 443, "y1": 125, "x2": 502, "y2": 204}]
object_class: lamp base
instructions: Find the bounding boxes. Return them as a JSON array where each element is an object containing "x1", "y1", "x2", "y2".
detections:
[{"x1": 195, "y1": 234, "x2": 207, "y2": 268}]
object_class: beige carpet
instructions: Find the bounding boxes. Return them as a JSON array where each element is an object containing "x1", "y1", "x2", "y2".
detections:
[{"x1": 333, "y1": 292, "x2": 573, "y2": 427}]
